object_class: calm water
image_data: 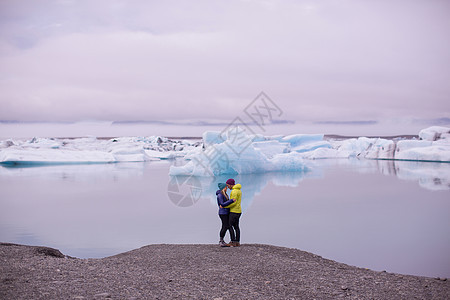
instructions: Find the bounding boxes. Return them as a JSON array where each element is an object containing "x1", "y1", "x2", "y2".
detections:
[{"x1": 0, "y1": 159, "x2": 449, "y2": 278}]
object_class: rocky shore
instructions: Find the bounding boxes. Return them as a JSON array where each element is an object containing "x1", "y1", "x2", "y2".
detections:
[{"x1": 1, "y1": 243, "x2": 449, "y2": 299}]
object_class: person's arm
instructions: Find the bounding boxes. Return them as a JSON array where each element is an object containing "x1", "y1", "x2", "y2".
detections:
[
  {"x1": 218, "y1": 193, "x2": 235, "y2": 208},
  {"x1": 218, "y1": 193, "x2": 232, "y2": 206},
  {"x1": 222, "y1": 198, "x2": 235, "y2": 207},
  {"x1": 224, "y1": 201, "x2": 235, "y2": 208}
]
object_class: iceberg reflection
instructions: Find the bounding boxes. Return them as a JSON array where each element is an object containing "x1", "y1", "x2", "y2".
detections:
[{"x1": 184, "y1": 159, "x2": 450, "y2": 212}]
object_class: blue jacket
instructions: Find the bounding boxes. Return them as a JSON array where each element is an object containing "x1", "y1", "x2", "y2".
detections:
[{"x1": 216, "y1": 190, "x2": 234, "y2": 215}]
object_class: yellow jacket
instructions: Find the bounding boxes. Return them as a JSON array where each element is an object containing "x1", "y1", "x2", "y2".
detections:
[{"x1": 225, "y1": 184, "x2": 242, "y2": 213}]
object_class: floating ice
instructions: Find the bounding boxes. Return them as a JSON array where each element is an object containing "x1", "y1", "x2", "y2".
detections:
[
  {"x1": 0, "y1": 148, "x2": 116, "y2": 165},
  {"x1": 301, "y1": 127, "x2": 450, "y2": 163},
  {"x1": 203, "y1": 131, "x2": 267, "y2": 146},
  {"x1": 419, "y1": 126, "x2": 450, "y2": 141},
  {"x1": 395, "y1": 143, "x2": 450, "y2": 162},
  {"x1": 280, "y1": 134, "x2": 324, "y2": 147},
  {"x1": 169, "y1": 127, "x2": 308, "y2": 176},
  {"x1": 0, "y1": 136, "x2": 200, "y2": 165},
  {"x1": 1, "y1": 126, "x2": 449, "y2": 168},
  {"x1": 252, "y1": 140, "x2": 290, "y2": 159},
  {"x1": 202, "y1": 131, "x2": 224, "y2": 147},
  {"x1": 292, "y1": 140, "x2": 332, "y2": 153}
]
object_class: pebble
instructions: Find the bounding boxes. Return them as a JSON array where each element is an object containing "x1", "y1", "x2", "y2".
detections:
[
  {"x1": 94, "y1": 292, "x2": 112, "y2": 298},
  {"x1": 435, "y1": 277, "x2": 447, "y2": 281}
]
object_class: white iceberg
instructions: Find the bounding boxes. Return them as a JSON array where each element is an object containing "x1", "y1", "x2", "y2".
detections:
[
  {"x1": 0, "y1": 136, "x2": 200, "y2": 165},
  {"x1": 419, "y1": 126, "x2": 450, "y2": 141},
  {"x1": 363, "y1": 139, "x2": 396, "y2": 160},
  {"x1": 302, "y1": 127, "x2": 450, "y2": 163},
  {"x1": 0, "y1": 148, "x2": 116, "y2": 165},
  {"x1": 1, "y1": 126, "x2": 449, "y2": 168},
  {"x1": 395, "y1": 143, "x2": 450, "y2": 162}
]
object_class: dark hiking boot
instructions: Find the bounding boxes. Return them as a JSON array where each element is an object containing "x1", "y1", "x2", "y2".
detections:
[{"x1": 219, "y1": 241, "x2": 230, "y2": 247}]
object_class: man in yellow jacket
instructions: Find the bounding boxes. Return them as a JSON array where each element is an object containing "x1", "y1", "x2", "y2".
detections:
[{"x1": 225, "y1": 178, "x2": 242, "y2": 247}]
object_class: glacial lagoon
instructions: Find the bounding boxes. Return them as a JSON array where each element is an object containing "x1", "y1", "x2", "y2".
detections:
[{"x1": 0, "y1": 158, "x2": 449, "y2": 278}]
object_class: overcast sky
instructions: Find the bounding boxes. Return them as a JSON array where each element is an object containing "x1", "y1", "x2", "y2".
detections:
[{"x1": 0, "y1": 0, "x2": 449, "y2": 124}]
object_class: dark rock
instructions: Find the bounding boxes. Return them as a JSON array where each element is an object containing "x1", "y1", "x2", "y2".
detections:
[
  {"x1": 34, "y1": 246, "x2": 65, "y2": 258},
  {"x1": 94, "y1": 292, "x2": 112, "y2": 298}
]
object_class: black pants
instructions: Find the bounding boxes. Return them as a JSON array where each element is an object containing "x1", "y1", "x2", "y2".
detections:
[
  {"x1": 219, "y1": 214, "x2": 235, "y2": 241},
  {"x1": 229, "y1": 212, "x2": 241, "y2": 242}
]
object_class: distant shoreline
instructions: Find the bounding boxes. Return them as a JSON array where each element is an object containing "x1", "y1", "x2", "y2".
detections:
[
  {"x1": 323, "y1": 134, "x2": 419, "y2": 140},
  {"x1": 4, "y1": 134, "x2": 419, "y2": 141},
  {"x1": 1, "y1": 243, "x2": 448, "y2": 299}
]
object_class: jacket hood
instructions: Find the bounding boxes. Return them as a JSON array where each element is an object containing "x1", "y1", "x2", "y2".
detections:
[
  {"x1": 216, "y1": 190, "x2": 221, "y2": 195},
  {"x1": 233, "y1": 184, "x2": 241, "y2": 190}
]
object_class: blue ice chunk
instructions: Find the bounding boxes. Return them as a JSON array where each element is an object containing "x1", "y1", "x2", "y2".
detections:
[{"x1": 280, "y1": 134, "x2": 324, "y2": 147}]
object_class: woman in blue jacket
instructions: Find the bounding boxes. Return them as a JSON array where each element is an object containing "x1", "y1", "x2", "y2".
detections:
[{"x1": 216, "y1": 182, "x2": 236, "y2": 247}]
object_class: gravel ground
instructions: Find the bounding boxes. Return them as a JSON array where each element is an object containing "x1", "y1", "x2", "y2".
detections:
[{"x1": 1, "y1": 243, "x2": 449, "y2": 299}]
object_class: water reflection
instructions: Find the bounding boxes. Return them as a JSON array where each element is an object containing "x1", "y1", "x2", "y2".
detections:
[
  {"x1": 168, "y1": 159, "x2": 449, "y2": 212},
  {"x1": 374, "y1": 160, "x2": 450, "y2": 191},
  {"x1": 0, "y1": 159, "x2": 449, "y2": 278},
  {"x1": 2, "y1": 158, "x2": 448, "y2": 192},
  {"x1": 181, "y1": 171, "x2": 312, "y2": 212},
  {"x1": 0, "y1": 161, "x2": 148, "y2": 182}
]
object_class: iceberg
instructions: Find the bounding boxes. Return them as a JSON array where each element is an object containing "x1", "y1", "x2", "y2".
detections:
[
  {"x1": 0, "y1": 148, "x2": 116, "y2": 165},
  {"x1": 362, "y1": 139, "x2": 396, "y2": 160},
  {"x1": 419, "y1": 126, "x2": 450, "y2": 141},
  {"x1": 169, "y1": 127, "x2": 308, "y2": 176},
  {"x1": 0, "y1": 136, "x2": 200, "y2": 165},
  {"x1": 292, "y1": 140, "x2": 332, "y2": 153},
  {"x1": 252, "y1": 140, "x2": 290, "y2": 159},
  {"x1": 202, "y1": 131, "x2": 225, "y2": 147},
  {"x1": 395, "y1": 144, "x2": 450, "y2": 162},
  {"x1": 280, "y1": 134, "x2": 324, "y2": 147},
  {"x1": 302, "y1": 127, "x2": 450, "y2": 163},
  {"x1": 1, "y1": 126, "x2": 449, "y2": 168}
]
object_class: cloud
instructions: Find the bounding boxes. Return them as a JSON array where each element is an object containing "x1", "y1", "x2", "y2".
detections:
[{"x1": 0, "y1": 0, "x2": 449, "y2": 123}]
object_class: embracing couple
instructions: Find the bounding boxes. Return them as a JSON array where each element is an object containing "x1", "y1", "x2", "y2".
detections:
[{"x1": 216, "y1": 178, "x2": 242, "y2": 247}]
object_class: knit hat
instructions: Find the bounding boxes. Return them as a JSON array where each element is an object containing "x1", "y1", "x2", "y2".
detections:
[
  {"x1": 218, "y1": 182, "x2": 227, "y2": 190},
  {"x1": 226, "y1": 178, "x2": 235, "y2": 185}
]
